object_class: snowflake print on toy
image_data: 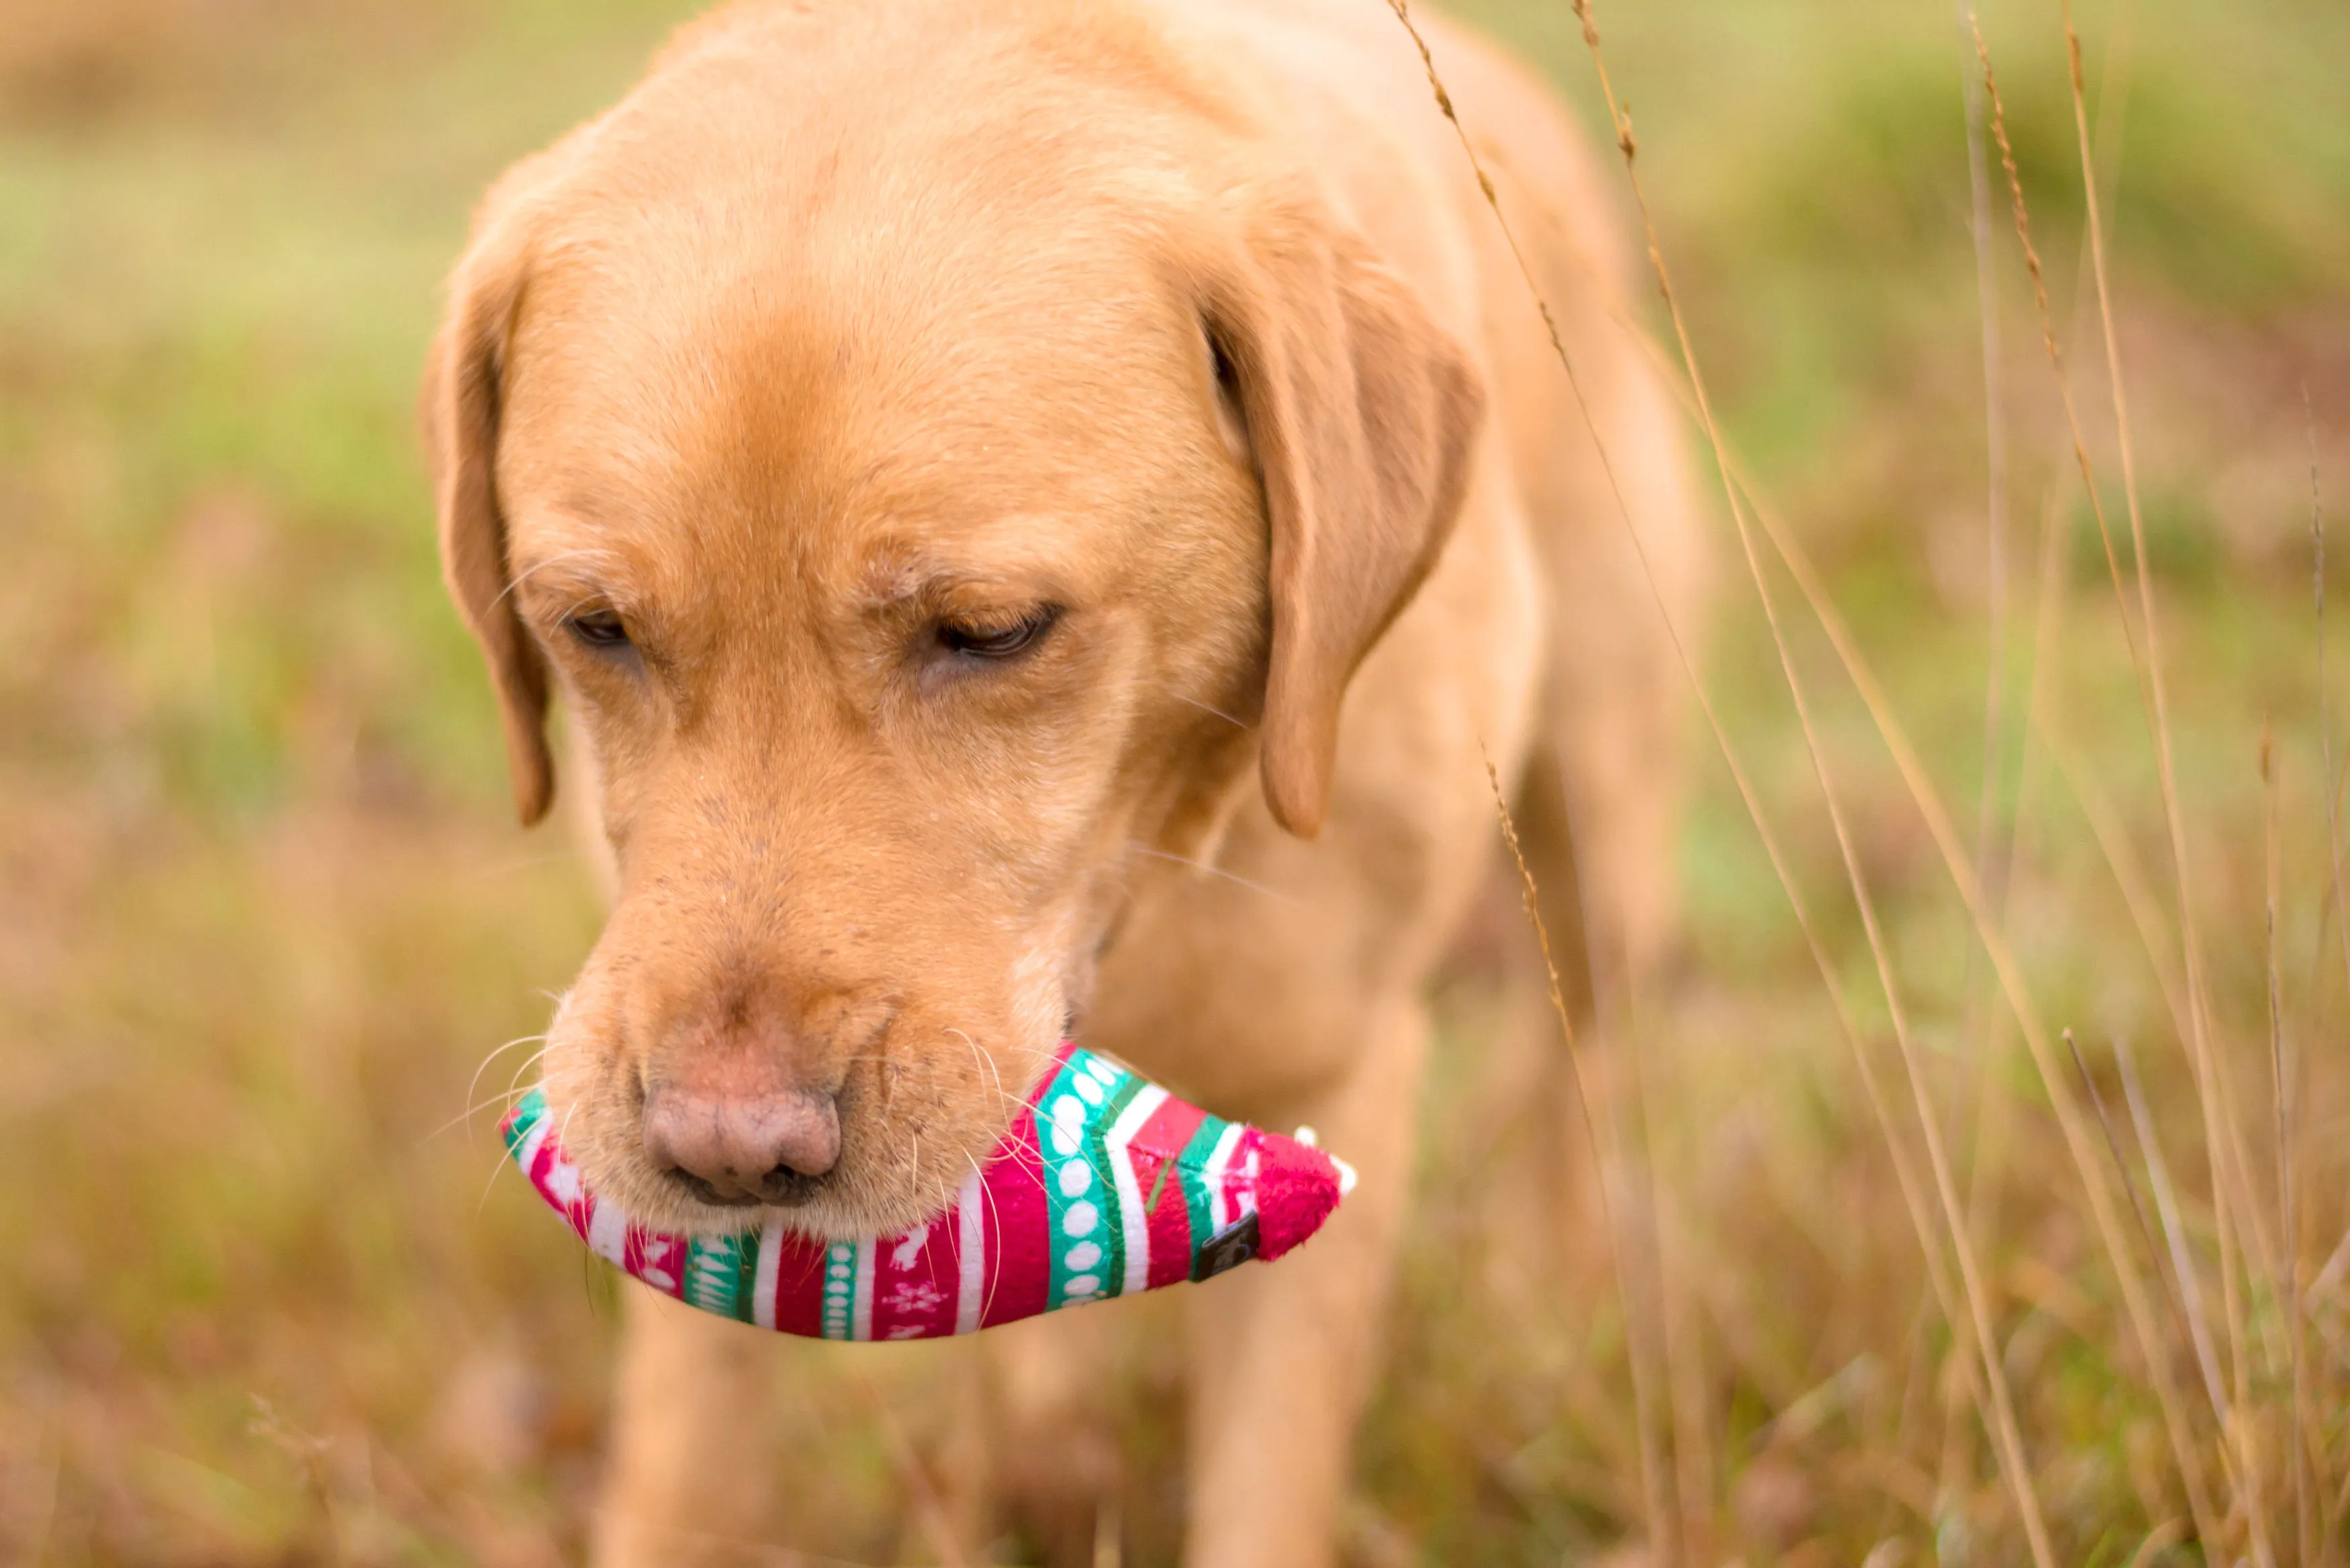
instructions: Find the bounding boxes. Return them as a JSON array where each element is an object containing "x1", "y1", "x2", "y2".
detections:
[{"x1": 498, "y1": 1042, "x2": 1355, "y2": 1340}]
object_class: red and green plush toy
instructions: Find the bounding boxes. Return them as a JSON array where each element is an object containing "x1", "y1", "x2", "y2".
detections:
[{"x1": 500, "y1": 1042, "x2": 1352, "y2": 1340}]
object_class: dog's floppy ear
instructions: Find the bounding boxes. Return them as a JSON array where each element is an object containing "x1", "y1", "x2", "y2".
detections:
[
  {"x1": 422, "y1": 189, "x2": 553, "y2": 826},
  {"x1": 1205, "y1": 193, "x2": 1485, "y2": 839}
]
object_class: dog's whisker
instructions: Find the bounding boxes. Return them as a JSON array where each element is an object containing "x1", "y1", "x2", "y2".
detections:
[
  {"x1": 424, "y1": 1076, "x2": 557, "y2": 1147},
  {"x1": 948, "y1": 1027, "x2": 1011, "y2": 1115},
  {"x1": 463, "y1": 1032, "x2": 551, "y2": 1120},
  {"x1": 496, "y1": 1043, "x2": 557, "y2": 1097},
  {"x1": 475, "y1": 1134, "x2": 522, "y2": 1222},
  {"x1": 497, "y1": 1046, "x2": 557, "y2": 1104},
  {"x1": 429, "y1": 1037, "x2": 554, "y2": 1146},
  {"x1": 1172, "y1": 693, "x2": 1252, "y2": 730},
  {"x1": 1125, "y1": 843, "x2": 1301, "y2": 906},
  {"x1": 463, "y1": 849, "x2": 590, "y2": 883},
  {"x1": 969, "y1": 1147, "x2": 1013, "y2": 1321}
]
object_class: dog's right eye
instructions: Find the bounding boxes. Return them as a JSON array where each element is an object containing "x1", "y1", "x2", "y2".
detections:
[
  {"x1": 565, "y1": 609, "x2": 632, "y2": 651},
  {"x1": 938, "y1": 605, "x2": 1060, "y2": 661}
]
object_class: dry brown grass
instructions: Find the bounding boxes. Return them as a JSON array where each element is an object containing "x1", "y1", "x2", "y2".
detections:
[{"x1": 1411, "y1": 0, "x2": 2350, "y2": 1559}]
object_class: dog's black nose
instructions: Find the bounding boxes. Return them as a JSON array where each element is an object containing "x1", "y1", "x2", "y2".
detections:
[{"x1": 641, "y1": 1083, "x2": 841, "y2": 1202}]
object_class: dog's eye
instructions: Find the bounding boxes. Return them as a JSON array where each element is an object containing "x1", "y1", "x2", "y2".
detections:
[
  {"x1": 565, "y1": 609, "x2": 632, "y2": 650},
  {"x1": 939, "y1": 605, "x2": 1060, "y2": 660}
]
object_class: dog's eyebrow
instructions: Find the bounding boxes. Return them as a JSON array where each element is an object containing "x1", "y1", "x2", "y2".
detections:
[
  {"x1": 853, "y1": 529, "x2": 1086, "y2": 616},
  {"x1": 499, "y1": 545, "x2": 634, "y2": 614}
]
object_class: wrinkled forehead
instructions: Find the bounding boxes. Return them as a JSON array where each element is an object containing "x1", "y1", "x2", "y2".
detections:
[{"x1": 493, "y1": 191, "x2": 1212, "y2": 602}]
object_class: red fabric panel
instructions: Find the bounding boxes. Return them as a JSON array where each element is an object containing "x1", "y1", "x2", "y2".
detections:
[
  {"x1": 869, "y1": 1213, "x2": 961, "y2": 1340},
  {"x1": 978, "y1": 1106, "x2": 1050, "y2": 1327},
  {"x1": 1250, "y1": 1136, "x2": 1344, "y2": 1262},
  {"x1": 1132, "y1": 1095, "x2": 1207, "y2": 1288},
  {"x1": 624, "y1": 1229, "x2": 688, "y2": 1299},
  {"x1": 769, "y1": 1232, "x2": 831, "y2": 1338}
]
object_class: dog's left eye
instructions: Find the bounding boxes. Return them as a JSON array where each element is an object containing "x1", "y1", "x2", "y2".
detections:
[
  {"x1": 939, "y1": 605, "x2": 1060, "y2": 660},
  {"x1": 565, "y1": 609, "x2": 632, "y2": 651}
]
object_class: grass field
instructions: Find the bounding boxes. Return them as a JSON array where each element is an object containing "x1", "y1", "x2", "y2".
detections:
[{"x1": 3, "y1": 0, "x2": 2347, "y2": 1561}]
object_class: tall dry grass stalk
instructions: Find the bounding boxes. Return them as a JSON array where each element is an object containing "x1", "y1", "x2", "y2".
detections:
[
  {"x1": 1483, "y1": 746, "x2": 1655, "y2": 1522},
  {"x1": 1953, "y1": 1, "x2": 2014, "y2": 1146},
  {"x1": 2312, "y1": 420, "x2": 2350, "y2": 1564},
  {"x1": 2065, "y1": 1042, "x2": 2169, "y2": 1297},
  {"x1": 1366, "y1": 0, "x2": 1685, "y2": 1507},
  {"x1": 2312, "y1": 390, "x2": 2350, "y2": 1022},
  {"x1": 1383, "y1": 0, "x2": 2340, "y2": 1554},
  {"x1": 2052, "y1": 21, "x2": 2289, "y2": 1558},
  {"x1": 1385, "y1": 2, "x2": 2047, "y2": 1549},
  {"x1": 1410, "y1": 3, "x2": 2350, "y2": 1561},
  {"x1": 2264, "y1": 719, "x2": 2313, "y2": 1567},
  {"x1": 1566, "y1": 9, "x2": 2075, "y2": 1549},
  {"x1": 1578, "y1": 0, "x2": 2250, "y2": 1553},
  {"x1": 2105, "y1": 1034, "x2": 2224, "y2": 1425},
  {"x1": 1386, "y1": 0, "x2": 2071, "y2": 1553},
  {"x1": 1948, "y1": 0, "x2": 2012, "y2": 1410}
]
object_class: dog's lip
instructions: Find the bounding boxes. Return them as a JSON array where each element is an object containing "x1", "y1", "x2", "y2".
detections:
[
  {"x1": 665, "y1": 1171, "x2": 765, "y2": 1209},
  {"x1": 662, "y1": 1165, "x2": 835, "y2": 1211}
]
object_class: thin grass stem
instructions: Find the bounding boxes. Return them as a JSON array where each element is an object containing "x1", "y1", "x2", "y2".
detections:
[
  {"x1": 2067, "y1": 1030, "x2": 2194, "y2": 1346},
  {"x1": 1483, "y1": 757, "x2": 1670, "y2": 1552},
  {"x1": 2306, "y1": 385, "x2": 2345, "y2": 1567},
  {"x1": 1384, "y1": 5, "x2": 2043, "y2": 1547},
  {"x1": 2056, "y1": 15, "x2": 2273, "y2": 1545},
  {"x1": 1957, "y1": 0, "x2": 2014, "y2": 1099},
  {"x1": 2263, "y1": 720, "x2": 2313, "y2": 1567},
  {"x1": 1563, "y1": 2, "x2": 2062, "y2": 1557},
  {"x1": 1633, "y1": 286, "x2": 2228, "y2": 1542},
  {"x1": 2311, "y1": 389, "x2": 2350, "y2": 1024},
  {"x1": 2111, "y1": 1034, "x2": 2229, "y2": 1432}
]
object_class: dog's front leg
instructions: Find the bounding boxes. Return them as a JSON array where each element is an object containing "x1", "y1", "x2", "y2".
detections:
[
  {"x1": 1179, "y1": 1001, "x2": 1428, "y2": 1568},
  {"x1": 593, "y1": 1293, "x2": 777, "y2": 1567}
]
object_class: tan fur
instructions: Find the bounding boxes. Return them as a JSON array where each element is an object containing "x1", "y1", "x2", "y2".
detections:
[{"x1": 426, "y1": 0, "x2": 1701, "y2": 1561}]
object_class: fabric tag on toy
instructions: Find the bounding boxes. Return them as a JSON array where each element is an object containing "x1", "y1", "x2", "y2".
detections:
[
  {"x1": 1191, "y1": 1212, "x2": 1260, "y2": 1281},
  {"x1": 498, "y1": 1041, "x2": 1351, "y2": 1340}
]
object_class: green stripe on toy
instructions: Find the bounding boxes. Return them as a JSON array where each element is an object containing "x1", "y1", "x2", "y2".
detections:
[{"x1": 498, "y1": 1042, "x2": 1354, "y2": 1340}]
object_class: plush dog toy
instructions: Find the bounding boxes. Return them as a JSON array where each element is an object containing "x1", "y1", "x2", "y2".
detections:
[{"x1": 500, "y1": 1043, "x2": 1352, "y2": 1340}]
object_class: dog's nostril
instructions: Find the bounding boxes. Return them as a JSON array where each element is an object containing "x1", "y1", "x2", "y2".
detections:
[{"x1": 751, "y1": 1163, "x2": 831, "y2": 1208}]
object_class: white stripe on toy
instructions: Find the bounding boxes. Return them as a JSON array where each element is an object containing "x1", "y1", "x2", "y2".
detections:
[
  {"x1": 1107, "y1": 1084, "x2": 1165, "y2": 1296},
  {"x1": 514, "y1": 1114, "x2": 551, "y2": 1181},
  {"x1": 1202, "y1": 1121, "x2": 1244, "y2": 1232},
  {"x1": 753, "y1": 1219, "x2": 784, "y2": 1330},
  {"x1": 851, "y1": 1236, "x2": 876, "y2": 1342},
  {"x1": 588, "y1": 1195, "x2": 628, "y2": 1269},
  {"x1": 955, "y1": 1173, "x2": 984, "y2": 1335}
]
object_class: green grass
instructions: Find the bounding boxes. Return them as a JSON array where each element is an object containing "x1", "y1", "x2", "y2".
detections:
[{"x1": 3, "y1": 0, "x2": 2347, "y2": 1561}]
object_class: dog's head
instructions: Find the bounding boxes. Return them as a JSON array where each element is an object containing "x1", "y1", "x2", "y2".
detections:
[{"x1": 427, "y1": 2, "x2": 1481, "y2": 1237}]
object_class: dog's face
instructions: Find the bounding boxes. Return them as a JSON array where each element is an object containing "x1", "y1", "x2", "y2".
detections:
[{"x1": 427, "y1": 5, "x2": 1480, "y2": 1237}]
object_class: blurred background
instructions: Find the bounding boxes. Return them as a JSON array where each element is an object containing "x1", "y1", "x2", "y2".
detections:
[{"x1": 2, "y1": 0, "x2": 2345, "y2": 1561}]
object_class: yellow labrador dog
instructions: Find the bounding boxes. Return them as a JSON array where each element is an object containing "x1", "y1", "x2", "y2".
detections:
[{"x1": 426, "y1": 0, "x2": 1700, "y2": 1559}]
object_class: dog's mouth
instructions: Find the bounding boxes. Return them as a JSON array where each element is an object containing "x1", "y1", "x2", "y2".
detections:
[
  {"x1": 661, "y1": 1165, "x2": 833, "y2": 1211},
  {"x1": 533, "y1": 1006, "x2": 1072, "y2": 1240},
  {"x1": 526, "y1": 905, "x2": 1090, "y2": 1240}
]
